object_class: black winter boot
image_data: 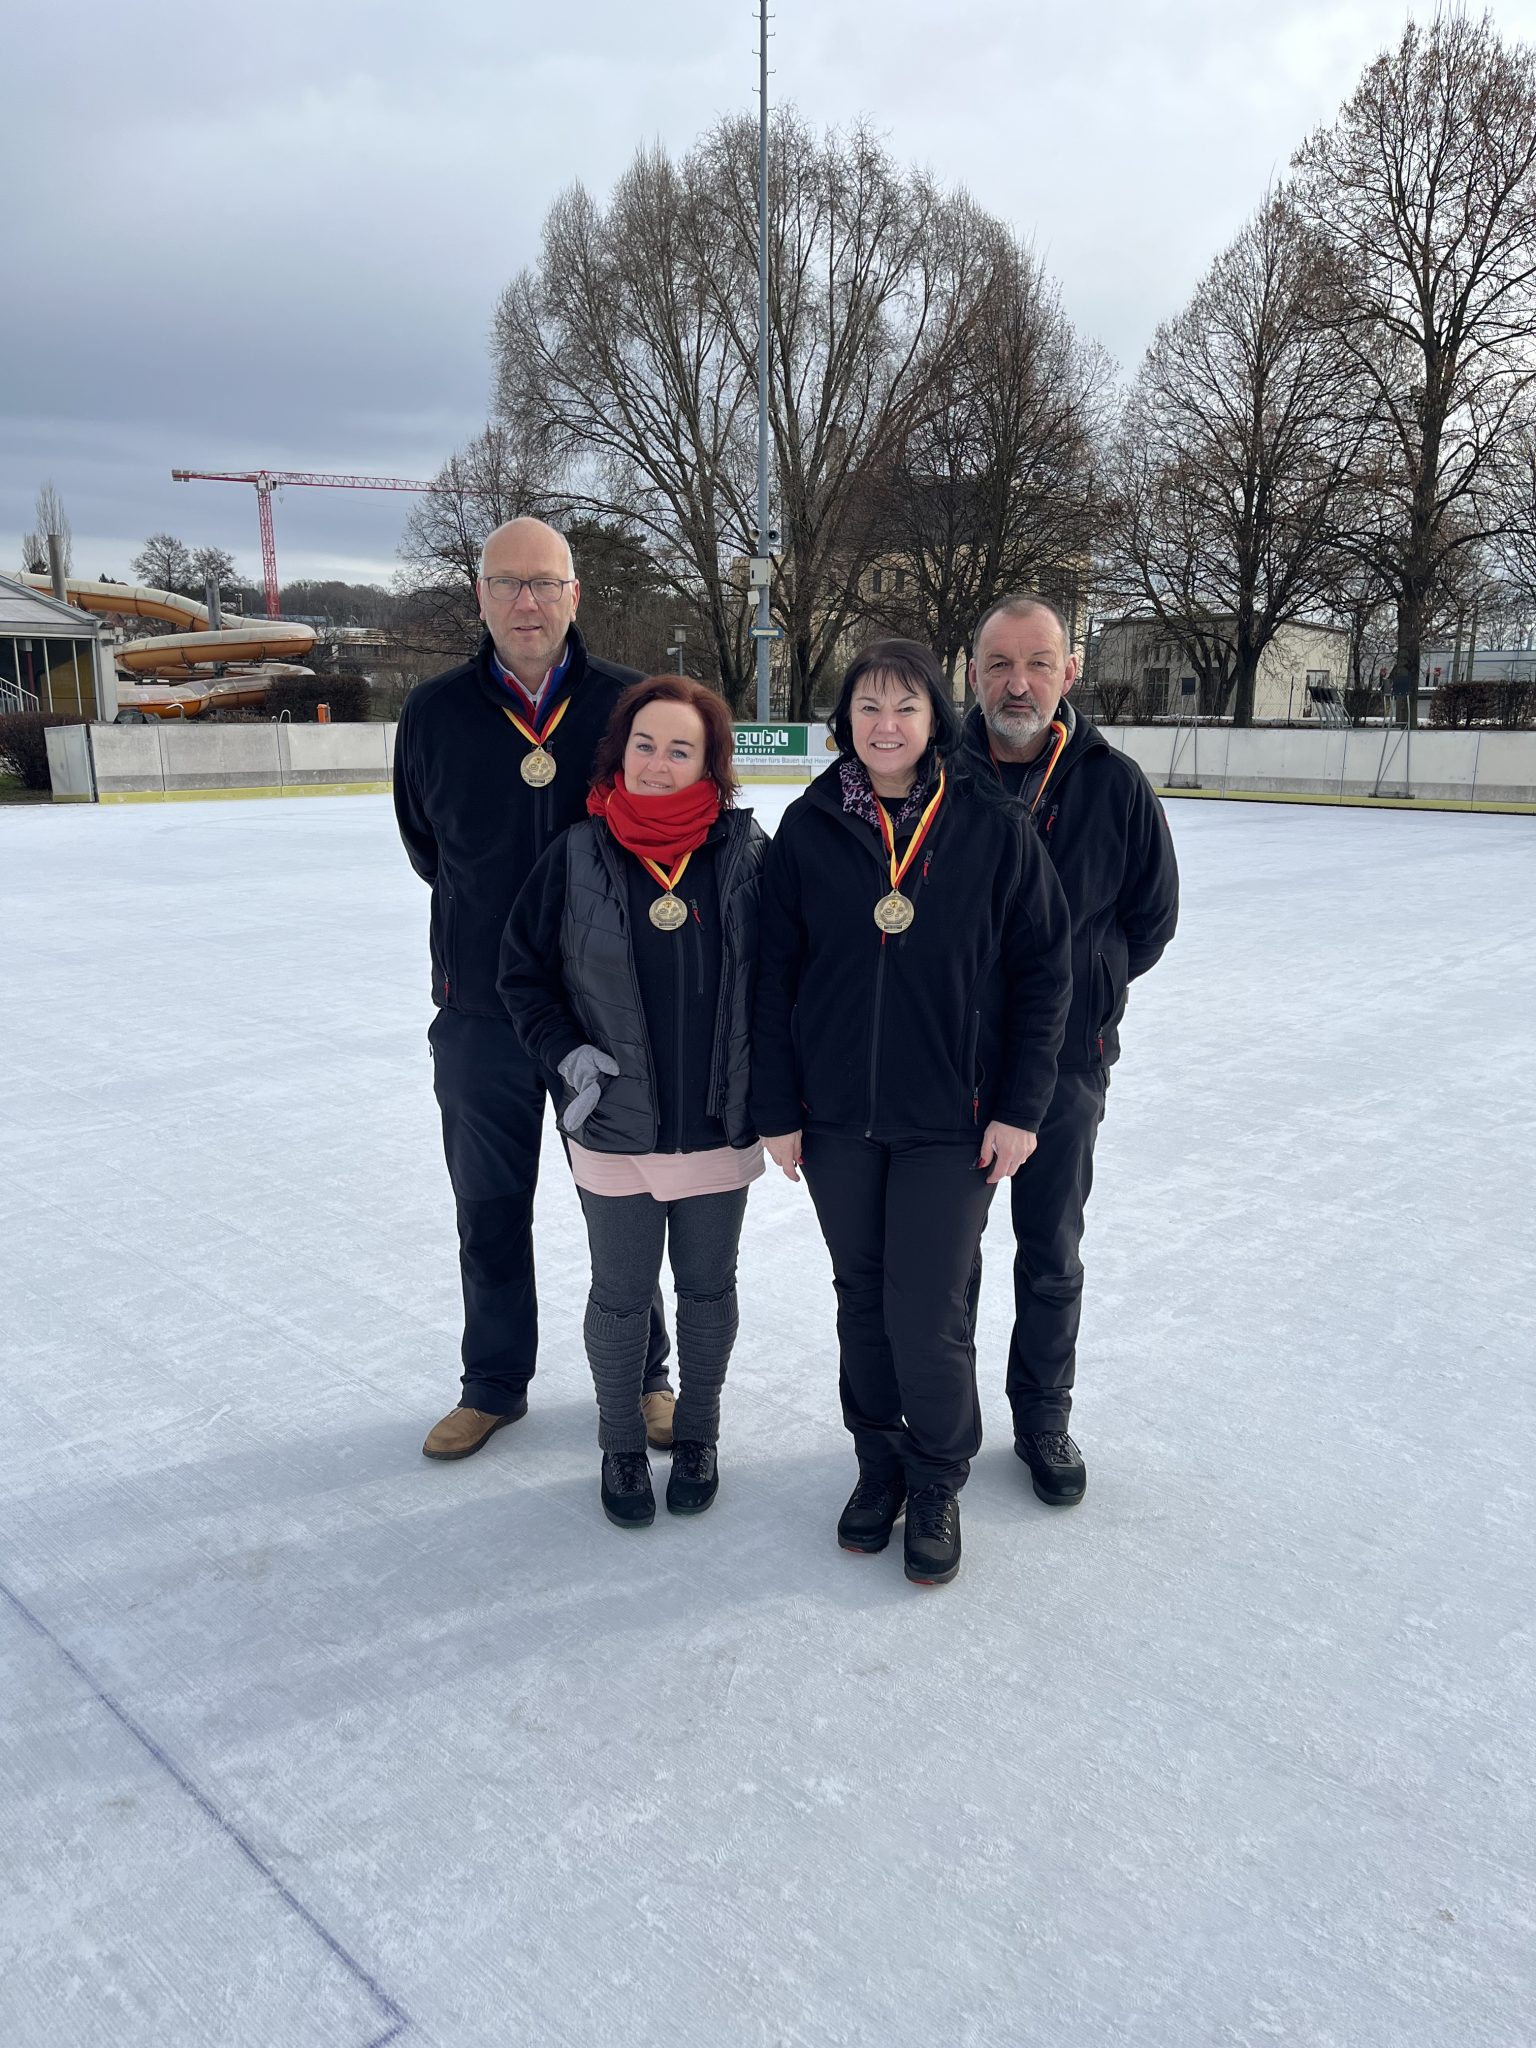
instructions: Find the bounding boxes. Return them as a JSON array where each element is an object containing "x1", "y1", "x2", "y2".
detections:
[
  {"x1": 666, "y1": 1440, "x2": 719, "y2": 1516},
  {"x1": 1015, "y1": 1431, "x2": 1087, "y2": 1505},
  {"x1": 903, "y1": 1485, "x2": 962, "y2": 1585},
  {"x1": 837, "y1": 1468, "x2": 907, "y2": 1553},
  {"x1": 601, "y1": 1450, "x2": 656, "y2": 1528}
]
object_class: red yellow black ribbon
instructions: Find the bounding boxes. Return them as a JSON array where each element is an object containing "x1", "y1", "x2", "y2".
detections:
[
  {"x1": 500, "y1": 694, "x2": 571, "y2": 754},
  {"x1": 877, "y1": 765, "x2": 947, "y2": 894},
  {"x1": 1029, "y1": 720, "x2": 1070, "y2": 812}
]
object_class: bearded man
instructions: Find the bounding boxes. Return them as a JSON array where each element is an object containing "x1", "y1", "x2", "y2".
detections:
[{"x1": 963, "y1": 593, "x2": 1179, "y2": 1504}]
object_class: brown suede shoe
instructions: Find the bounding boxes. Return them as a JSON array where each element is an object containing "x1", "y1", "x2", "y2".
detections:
[
  {"x1": 421, "y1": 1400, "x2": 527, "y2": 1461},
  {"x1": 641, "y1": 1389, "x2": 676, "y2": 1449}
]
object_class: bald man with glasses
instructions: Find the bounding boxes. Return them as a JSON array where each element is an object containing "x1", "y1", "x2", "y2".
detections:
[{"x1": 394, "y1": 518, "x2": 672, "y2": 1461}]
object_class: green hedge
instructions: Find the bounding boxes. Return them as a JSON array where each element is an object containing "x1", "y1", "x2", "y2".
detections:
[{"x1": 0, "y1": 713, "x2": 84, "y2": 791}]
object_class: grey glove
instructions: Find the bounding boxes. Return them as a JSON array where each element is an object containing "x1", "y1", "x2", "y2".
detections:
[{"x1": 557, "y1": 1044, "x2": 620, "y2": 1136}]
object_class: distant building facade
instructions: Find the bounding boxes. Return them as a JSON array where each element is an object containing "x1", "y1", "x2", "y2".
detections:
[
  {"x1": 0, "y1": 576, "x2": 118, "y2": 720},
  {"x1": 1087, "y1": 614, "x2": 1351, "y2": 722},
  {"x1": 1421, "y1": 645, "x2": 1536, "y2": 687}
]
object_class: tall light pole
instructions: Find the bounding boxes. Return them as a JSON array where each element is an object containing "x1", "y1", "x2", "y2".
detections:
[{"x1": 754, "y1": 0, "x2": 773, "y2": 724}]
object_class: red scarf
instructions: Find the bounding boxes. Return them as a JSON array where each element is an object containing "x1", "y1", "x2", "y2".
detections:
[{"x1": 587, "y1": 771, "x2": 721, "y2": 863}]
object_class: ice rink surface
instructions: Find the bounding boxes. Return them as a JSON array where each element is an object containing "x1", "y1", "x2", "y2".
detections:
[{"x1": 2, "y1": 786, "x2": 1533, "y2": 2048}]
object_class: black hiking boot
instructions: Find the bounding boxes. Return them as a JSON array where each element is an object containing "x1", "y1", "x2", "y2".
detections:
[
  {"x1": 903, "y1": 1485, "x2": 962, "y2": 1585},
  {"x1": 666, "y1": 1440, "x2": 719, "y2": 1516},
  {"x1": 600, "y1": 1450, "x2": 655, "y2": 1528},
  {"x1": 1015, "y1": 1431, "x2": 1087, "y2": 1506},
  {"x1": 837, "y1": 1469, "x2": 907, "y2": 1553}
]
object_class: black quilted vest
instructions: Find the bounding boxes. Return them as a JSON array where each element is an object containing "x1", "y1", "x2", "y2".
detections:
[{"x1": 558, "y1": 808, "x2": 765, "y2": 1152}]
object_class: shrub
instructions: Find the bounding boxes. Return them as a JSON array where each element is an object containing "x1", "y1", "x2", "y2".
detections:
[
  {"x1": 264, "y1": 673, "x2": 372, "y2": 723},
  {"x1": 1428, "y1": 679, "x2": 1536, "y2": 729},
  {"x1": 1344, "y1": 686, "x2": 1386, "y2": 724},
  {"x1": 1084, "y1": 682, "x2": 1139, "y2": 724},
  {"x1": 0, "y1": 712, "x2": 84, "y2": 790}
]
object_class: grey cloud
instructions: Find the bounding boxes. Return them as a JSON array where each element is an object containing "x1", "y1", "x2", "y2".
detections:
[{"x1": 8, "y1": 0, "x2": 1533, "y2": 583}]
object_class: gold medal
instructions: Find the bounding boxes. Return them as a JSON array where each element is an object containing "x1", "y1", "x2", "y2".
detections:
[
  {"x1": 637, "y1": 847, "x2": 696, "y2": 931},
  {"x1": 649, "y1": 893, "x2": 689, "y2": 932},
  {"x1": 873, "y1": 768, "x2": 946, "y2": 937},
  {"x1": 873, "y1": 890, "x2": 915, "y2": 933}
]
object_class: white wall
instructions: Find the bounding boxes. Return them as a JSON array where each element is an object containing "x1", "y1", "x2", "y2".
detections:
[
  {"x1": 1101, "y1": 724, "x2": 1536, "y2": 803},
  {"x1": 57, "y1": 717, "x2": 1535, "y2": 805},
  {"x1": 75, "y1": 723, "x2": 398, "y2": 799}
]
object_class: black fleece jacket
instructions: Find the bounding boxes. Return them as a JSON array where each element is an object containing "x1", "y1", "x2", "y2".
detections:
[
  {"x1": 392, "y1": 626, "x2": 640, "y2": 1016},
  {"x1": 750, "y1": 761, "x2": 1072, "y2": 1142},
  {"x1": 962, "y1": 705, "x2": 1179, "y2": 1070}
]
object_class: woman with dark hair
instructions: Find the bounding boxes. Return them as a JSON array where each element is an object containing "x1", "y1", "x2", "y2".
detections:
[
  {"x1": 752, "y1": 639, "x2": 1072, "y2": 1584},
  {"x1": 499, "y1": 676, "x2": 766, "y2": 1527}
]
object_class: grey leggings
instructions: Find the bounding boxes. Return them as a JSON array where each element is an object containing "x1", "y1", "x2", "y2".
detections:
[{"x1": 578, "y1": 1186, "x2": 749, "y2": 1453}]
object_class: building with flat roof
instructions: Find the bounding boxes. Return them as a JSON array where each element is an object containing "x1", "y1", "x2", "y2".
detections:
[
  {"x1": 1088, "y1": 614, "x2": 1350, "y2": 722},
  {"x1": 0, "y1": 575, "x2": 117, "y2": 720}
]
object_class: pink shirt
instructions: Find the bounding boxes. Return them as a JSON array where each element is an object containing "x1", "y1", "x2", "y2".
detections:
[{"x1": 568, "y1": 1141, "x2": 765, "y2": 1201}]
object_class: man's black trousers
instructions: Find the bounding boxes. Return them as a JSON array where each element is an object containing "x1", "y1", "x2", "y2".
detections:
[
  {"x1": 428, "y1": 1010, "x2": 669, "y2": 1414},
  {"x1": 999, "y1": 1067, "x2": 1108, "y2": 1436},
  {"x1": 802, "y1": 1132, "x2": 996, "y2": 1491}
]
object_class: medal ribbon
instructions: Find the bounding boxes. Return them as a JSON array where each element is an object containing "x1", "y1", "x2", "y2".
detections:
[
  {"x1": 1029, "y1": 720, "x2": 1070, "y2": 813},
  {"x1": 639, "y1": 850, "x2": 694, "y2": 899},
  {"x1": 985, "y1": 716, "x2": 1069, "y2": 811},
  {"x1": 877, "y1": 766, "x2": 947, "y2": 896},
  {"x1": 500, "y1": 694, "x2": 571, "y2": 755}
]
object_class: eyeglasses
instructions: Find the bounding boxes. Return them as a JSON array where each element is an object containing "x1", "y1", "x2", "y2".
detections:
[{"x1": 481, "y1": 575, "x2": 573, "y2": 603}]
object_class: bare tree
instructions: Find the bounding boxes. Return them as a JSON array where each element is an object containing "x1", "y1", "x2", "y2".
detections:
[
  {"x1": 496, "y1": 142, "x2": 757, "y2": 702},
  {"x1": 21, "y1": 482, "x2": 72, "y2": 576},
  {"x1": 131, "y1": 533, "x2": 194, "y2": 593},
  {"x1": 1103, "y1": 190, "x2": 1361, "y2": 724},
  {"x1": 1292, "y1": 11, "x2": 1536, "y2": 725},
  {"x1": 704, "y1": 115, "x2": 986, "y2": 715},
  {"x1": 1491, "y1": 432, "x2": 1536, "y2": 627},
  {"x1": 396, "y1": 425, "x2": 550, "y2": 652},
  {"x1": 856, "y1": 228, "x2": 1113, "y2": 683},
  {"x1": 189, "y1": 545, "x2": 237, "y2": 596},
  {"x1": 495, "y1": 113, "x2": 992, "y2": 716}
]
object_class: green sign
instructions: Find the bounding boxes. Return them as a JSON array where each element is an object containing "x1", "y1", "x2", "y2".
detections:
[{"x1": 734, "y1": 724, "x2": 810, "y2": 759}]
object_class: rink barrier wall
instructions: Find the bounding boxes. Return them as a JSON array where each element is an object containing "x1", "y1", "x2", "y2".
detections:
[
  {"x1": 52, "y1": 722, "x2": 398, "y2": 802},
  {"x1": 45, "y1": 719, "x2": 1536, "y2": 808},
  {"x1": 1101, "y1": 724, "x2": 1536, "y2": 811}
]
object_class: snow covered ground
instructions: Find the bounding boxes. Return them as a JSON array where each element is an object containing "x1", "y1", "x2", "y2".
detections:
[{"x1": 1, "y1": 787, "x2": 1532, "y2": 2048}]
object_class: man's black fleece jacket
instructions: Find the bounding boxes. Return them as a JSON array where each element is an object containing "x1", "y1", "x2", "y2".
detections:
[
  {"x1": 961, "y1": 705, "x2": 1179, "y2": 1071},
  {"x1": 392, "y1": 626, "x2": 640, "y2": 1016}
]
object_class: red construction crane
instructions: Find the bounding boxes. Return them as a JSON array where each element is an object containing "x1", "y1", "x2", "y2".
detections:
[{"x1": 171, "y1": 467, "x2": 436, "y2": 617}]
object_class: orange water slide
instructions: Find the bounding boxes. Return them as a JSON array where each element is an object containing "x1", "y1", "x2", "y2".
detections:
[{"x1": 15, "y1": 572, "x2": 317, "y2": 675}]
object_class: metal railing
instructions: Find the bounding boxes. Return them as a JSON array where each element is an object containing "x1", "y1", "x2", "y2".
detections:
[{"x1": 1, "y1": 680, "x2": 41, "y2": 715}]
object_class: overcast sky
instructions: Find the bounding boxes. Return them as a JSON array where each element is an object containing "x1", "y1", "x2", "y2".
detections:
[{"x1": 7, "y1": 0, "x2": 1536, "y2": 589}]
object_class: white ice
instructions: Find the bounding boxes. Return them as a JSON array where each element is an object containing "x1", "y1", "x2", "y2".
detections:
[{"x1": 1, "y1": 788, "x2": 1532, "y2": 2048}]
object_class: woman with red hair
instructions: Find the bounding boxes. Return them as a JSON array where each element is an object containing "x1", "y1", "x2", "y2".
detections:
[{"x1": 499, "y1": 676, "x2": 766, "y2": 1528}]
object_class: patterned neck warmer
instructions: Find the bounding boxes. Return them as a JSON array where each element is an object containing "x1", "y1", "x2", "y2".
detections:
[{"x1": 838, "y1": 753, "x2": 937, "y2": 831}]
